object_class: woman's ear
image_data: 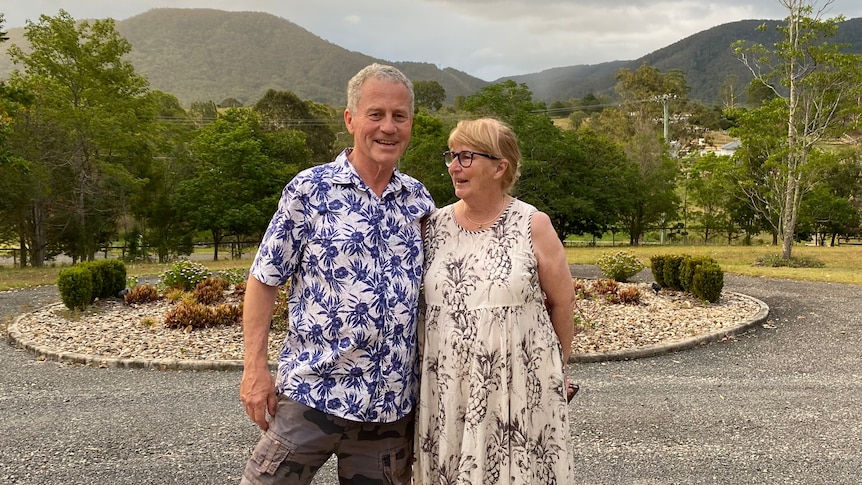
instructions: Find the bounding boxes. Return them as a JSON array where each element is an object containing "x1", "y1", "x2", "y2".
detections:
[{"x1": 494, "y1": 158, "x2": 509, "y2": 178}]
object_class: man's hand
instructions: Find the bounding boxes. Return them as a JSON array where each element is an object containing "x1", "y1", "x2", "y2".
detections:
[
  {"x1": 240, "y1": 277, "x2": 280, "y2": 431},
  {"x1": 241, "y1": 367, "x2": 277, "y2": 431}
]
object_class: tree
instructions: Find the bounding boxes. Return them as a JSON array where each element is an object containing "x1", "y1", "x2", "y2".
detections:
[
  {"x1": 734, "y1": 0, "x2": 862, "y2": 259},
  {"x1": 461, "y1": 81, "x2": 631, "y2": 239},
  {"x1": 177, "y1": 109, "x2": 308, "y2": 260},
  {"x1": 400, "y1": 111, "x2": 454, "y2": 206},
  {"x1": 414, "y1": 80, "x2": 446, "y2": 112},
  {"x1": 254, "y1": 89, "x2": 338, "y2": 164},
  {"x1": 5, "y1": 10, "x2": 157, "y2": 265},
  {"x1": 587, "y1": 63, "x2": 681, "y2": 244}
]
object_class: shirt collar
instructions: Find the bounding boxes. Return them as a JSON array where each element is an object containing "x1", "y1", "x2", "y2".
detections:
[{"x1": 332, "y1": 148, "x2": 406, "y2": 195}]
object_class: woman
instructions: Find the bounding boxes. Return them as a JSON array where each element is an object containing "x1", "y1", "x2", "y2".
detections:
[{"x1": 415, "y1": 118, "x2": 577, "y2": 484}]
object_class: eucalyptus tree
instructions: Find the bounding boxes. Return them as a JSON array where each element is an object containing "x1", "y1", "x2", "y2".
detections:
[
  {"x1": 6, "y1": 10, "x2": 157, "y2": 264},
  {"x1": 586, "y1": 63, "x2": 682, "y2": 245},
  {"x1": 734, "y1": 0, "x2": 862, "y2": 259}
]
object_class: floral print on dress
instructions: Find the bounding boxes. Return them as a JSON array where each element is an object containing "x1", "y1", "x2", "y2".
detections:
[{"x1": 415, "y1": 199, "x2": 573, "y2": 484}]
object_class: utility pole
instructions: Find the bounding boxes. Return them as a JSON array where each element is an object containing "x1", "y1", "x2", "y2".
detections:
[{"x1": 653, "y1": 93, "x2": 677, "y2": 141}]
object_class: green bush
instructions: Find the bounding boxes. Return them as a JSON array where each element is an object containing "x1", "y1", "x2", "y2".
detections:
[
  {"x1": 680, "y1": 256, "x2": 715, "y2": 292},
  {"x1": 690, "y1": 262, "x2": 724, "y2": 303},
  {"x1": 58, "y1": 266, "x2": 94, "y2": 311},
  {"x1": 98, "y1": 259, "x2": 127, "y2": 298},
  {"x1": 596, "y1": 251, "x2": 644, "y2": 282},
  {"x1": 661, "y1": 255, "x2": 686, "y2": 290},
  {"x1": 649, "y1": 255, "x2": 667, "y2": 286},
  {"x1": 162, "y1": 260, "x2": 209, "y2": 291},
  {"x1": 82, "y1": 259, "x2": 127, "y2": 299}
]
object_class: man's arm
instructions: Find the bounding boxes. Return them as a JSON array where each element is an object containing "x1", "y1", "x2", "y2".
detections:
[{"x1": 240, "y1": 276, "x2": 280, "y2": 431}]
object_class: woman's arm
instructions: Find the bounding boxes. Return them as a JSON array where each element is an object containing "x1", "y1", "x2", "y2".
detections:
[{"x1": 531, "y1": 211, "x2": 577, "y2": 364}]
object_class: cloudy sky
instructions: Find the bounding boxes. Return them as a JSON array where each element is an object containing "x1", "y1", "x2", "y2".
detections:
[{"x1": 3, "y1": 0, "x2": 862, "y2": 81}]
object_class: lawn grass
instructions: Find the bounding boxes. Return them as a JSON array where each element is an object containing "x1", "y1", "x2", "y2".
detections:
[
  {"x1": 1, "y1": 244, "x2": 861, "y2": 291},
  {"x1": 0, "y1": 255, "x2": 254, "y2": 291},
  {"x1": 567, "y1": 244, "x2": 862, "y2": 285}
]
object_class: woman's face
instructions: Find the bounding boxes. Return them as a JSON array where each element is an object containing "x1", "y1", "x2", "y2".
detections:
[{"x1": 446, "y1": 145, "x2": 505, "y2": 201}]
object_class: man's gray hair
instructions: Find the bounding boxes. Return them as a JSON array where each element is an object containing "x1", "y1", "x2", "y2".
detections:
[{"x1": 346, "y1": 63, "x2": 414, "y2": 114}]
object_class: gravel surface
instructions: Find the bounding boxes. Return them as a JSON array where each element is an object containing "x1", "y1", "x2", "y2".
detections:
[
  {"x1": 2, "y1": 266, "x2": 860, "y2": 484},
  {"x1": 6, "y1": 278, "x2": 761, "y2": 367}
]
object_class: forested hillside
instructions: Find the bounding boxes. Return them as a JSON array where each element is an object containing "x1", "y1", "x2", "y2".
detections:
[
  {"x1": 0, "y1": 8, "x2": 488, "y2": 107},
  {"x1": 504, "y1": 18, "x2": 862, "y2": 104},
  {"x1": 1, "y1": 9, "x2": 860, "y2": 106}
]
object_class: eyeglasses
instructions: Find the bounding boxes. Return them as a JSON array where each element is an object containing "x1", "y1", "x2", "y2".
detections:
[{"x1": 442, "y1": 150, "x2": 500, "y2": 168}]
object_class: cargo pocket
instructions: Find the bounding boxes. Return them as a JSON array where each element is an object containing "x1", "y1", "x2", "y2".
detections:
[
  {"x1": 379, "y1": 442, "x2": 412, "y2": 485},
  {"x1": 249, "y1": 430, "x2": 297, "y2": 476}
]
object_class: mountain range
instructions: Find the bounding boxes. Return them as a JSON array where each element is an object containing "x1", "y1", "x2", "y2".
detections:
[{"x1": 2, "y1": 8, "x2": 862, "y2": 108}]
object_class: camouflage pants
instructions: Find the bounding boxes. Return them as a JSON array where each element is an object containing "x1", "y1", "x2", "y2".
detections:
[{"x1": 241, "y1": 395, "x2": 413, "y2": 485}]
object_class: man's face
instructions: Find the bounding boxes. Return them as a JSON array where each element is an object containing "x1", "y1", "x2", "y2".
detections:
[{"x1": 344, "y1": 77, "x2": 413, "y2": 169}]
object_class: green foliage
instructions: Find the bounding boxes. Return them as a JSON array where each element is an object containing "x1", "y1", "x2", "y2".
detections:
[
  {"x1": 596, "y1": 251, "x2": 644, "y2": 282},
  {"x1": 4, "y1": 10, "x2": 157, "y2": 265},
  {"x1": 161, "y1": 260, "x2": 210, "y2": 291},
  {"x1": 649, "y1": 255, "x2": 667, "y2": 286},
  {"x1": 86, "y1": 259, "x2": 127, "y2": 299},
  {"x1": 57, "y1": 266, "x2": 94, "y2": 311},
  {"x1": 756, "y1": 254, "x2": 825, "y2": 268},
  {"x1": 680, "y1": 256, "x2": 716, "y2": 292},
  {"x1": 414, "y1": 80, "x2": 446, "y2": 112},
  {"x1": 217, "y1": 268, "x2": 248, "y2": 286},
  {"x1": 661, "y1": 255, "x2": 686, "y2": 291},
  {"x1": 690, "y1": 262, "x2": 724, "y2": 303}
]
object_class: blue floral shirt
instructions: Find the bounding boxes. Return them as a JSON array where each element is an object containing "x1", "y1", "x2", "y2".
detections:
[{"x1": 249, "y1": 149, "x2": 435, "y2": 423}]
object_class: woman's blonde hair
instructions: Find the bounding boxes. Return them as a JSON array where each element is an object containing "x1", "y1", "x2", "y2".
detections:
[{"x1": 448, "y1": 118, "x2": 521, "y2": 193}]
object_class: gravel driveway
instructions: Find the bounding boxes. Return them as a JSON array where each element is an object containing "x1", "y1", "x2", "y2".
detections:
[{"x1": 1, "y1": 269, "x2": 860, "y2": 484}]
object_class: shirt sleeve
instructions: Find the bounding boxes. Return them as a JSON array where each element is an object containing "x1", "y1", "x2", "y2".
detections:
[{"x1": 249, "y1": 179, "x2": 308, "y2": 287}]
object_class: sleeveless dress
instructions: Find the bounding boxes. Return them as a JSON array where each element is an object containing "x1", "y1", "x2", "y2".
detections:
[{"x1": 415, "y1": 198, "x2": 573, "y2": 484}]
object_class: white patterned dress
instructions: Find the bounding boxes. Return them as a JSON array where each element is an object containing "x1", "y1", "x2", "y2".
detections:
[{"x1": 415, "y1": 198, "x2": 573, "y2": 484}]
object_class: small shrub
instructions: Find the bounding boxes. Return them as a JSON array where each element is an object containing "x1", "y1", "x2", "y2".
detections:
[
  {"x1": 755, "y1": 254, "x2": 825, "y2": 268},
  {"x1": 218, "y1": 268, "x2": 247, "y2": 285},
  {"x1": 680, "y1": 256, "x2": 715, "y2": 292},
  {"x1": 233, "y1": 280, "x2": 247, "y2": 298},
  {"x1": 95, "y1": 259, "x2": 127, "y2": 298},
  {"x1": 662, "y1": 255, "x2": 686, "y2": 291},
  {"x1": 690, "y1": 262, "x2": 724, "y2": 303},
  {"x1": 591, "y1": 278, "x2": 619, "y2": 296},
  {"x1": 164, "y1": 301, "x2": 213, "y2": 330},
  {"x1": 164, "y1": 287, "x2": 187, "y2": 302},
  {"x1": 572, "y1": 279, "x2": 591, "y2": 299},
  {"x1": 617, "y1": 285, "x2": 642, "y2": 305},
  {"x1": 596, "y1": 251, "x2": 644, "y2": 282},
  {"x1": 162, "y1": 260, "x2": 209, "y2": 291},
  {"x1": 193, "y1": 276, "x2": 229, "y2": 305},
  {"x1": 124, "y1": 284, "x2": 161, "y2": 305},
  {"x1": 649, "y1": 255, "x2": 667, "y2": 286},
  {"x1": 212, "y1": 303, "x2": 243, "y2": 326},
  {"x1": 79, "y1": 262, "x2": 104, "y2": 302},
  {"x1": 58, "y1": 266, "x2": 94, "y2": 311}
]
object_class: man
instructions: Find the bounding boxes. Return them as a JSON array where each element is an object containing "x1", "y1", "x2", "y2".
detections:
[{"x1": 239, "y1": 63, "x2": 434, "y2": 485}]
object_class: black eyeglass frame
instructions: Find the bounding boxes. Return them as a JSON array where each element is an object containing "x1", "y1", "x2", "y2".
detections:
[{"x1": 442, "y1": 150, "x2": 501, "y2": 168}]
